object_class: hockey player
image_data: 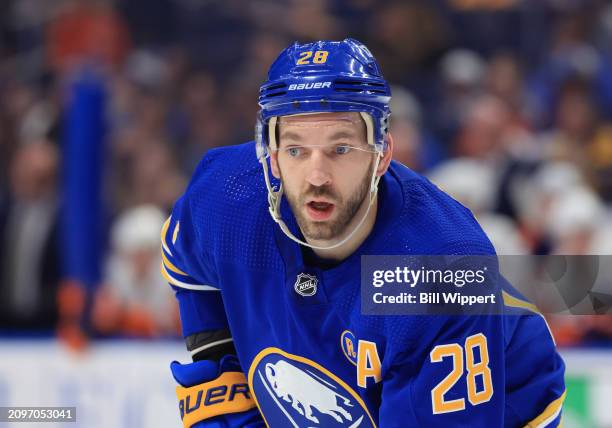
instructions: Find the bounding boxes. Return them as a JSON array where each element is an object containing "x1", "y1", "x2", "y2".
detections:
[{"x1": 162, "y1": 39, "x2": 565, "y2": 427}]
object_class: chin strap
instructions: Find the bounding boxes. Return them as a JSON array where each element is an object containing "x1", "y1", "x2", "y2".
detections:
[{"x1": 257, "y1": 141, "x2": 383, "y2": 250}]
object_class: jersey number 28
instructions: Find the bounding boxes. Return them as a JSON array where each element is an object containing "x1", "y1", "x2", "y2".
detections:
[{"x1": 429, "y1": 333, "x2": 493, "y2": 414}]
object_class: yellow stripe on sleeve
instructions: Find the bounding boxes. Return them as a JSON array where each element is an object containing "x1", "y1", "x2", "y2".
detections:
[
  {"x1": 173, "y1": 221, "x2": 180, "y2": 244},
  {"x1": 161, "y1": 217, "x2": 173, "y2": 256},
  {"x1": 161, "y1": 245, "x2": 188, "y2": 276},
  {"x1": 502, "y1": 291, "x2": 557, "y2": 345},
  {"x1": 160, "y1": 262, "x2": 219, "y2": 291},
  {"x1": 502, "y1": 290, "x2": 541, "y2": 314},
  {"x1": 524, "y1": 390, "x2": 566, "y2": 428}
]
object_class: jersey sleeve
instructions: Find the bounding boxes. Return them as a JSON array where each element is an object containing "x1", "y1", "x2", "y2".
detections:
[
  {"x1": 501, "y1": 286, "x2": 566, "y2": 428},
  {"x1": 379, "y1": 315, "x2": 506, "y2": 427},
  {"x1": 161, "y1": 194, "x2": 229, "y2": 339},
  {"x1": 378, "y1": 293, "x2": 566, "y2": 427}
]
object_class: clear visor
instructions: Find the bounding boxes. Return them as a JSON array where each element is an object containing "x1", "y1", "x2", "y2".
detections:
[
  {"x1": 268, "y1": 111, "x2": 379, "y2": 153},
  {"x1": 273, "y1": 112, "x2": 372, "y2": 152},
  {"x1": 276, "y1": 142, "x2": 378, "y2": 156}
]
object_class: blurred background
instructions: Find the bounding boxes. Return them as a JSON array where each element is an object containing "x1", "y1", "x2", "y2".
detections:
[{"x1": 0, "y1": 0, "x2": 611, "y2": 426}]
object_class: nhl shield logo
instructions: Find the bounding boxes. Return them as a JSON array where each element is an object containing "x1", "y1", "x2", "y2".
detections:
[{"x1": 294, "y1": 273, "x2": 318, "y2": 297}]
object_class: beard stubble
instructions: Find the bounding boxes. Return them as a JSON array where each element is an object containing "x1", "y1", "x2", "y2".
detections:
[{"x1": 281, "y1": 159, "x2": 374, "y2": 241}]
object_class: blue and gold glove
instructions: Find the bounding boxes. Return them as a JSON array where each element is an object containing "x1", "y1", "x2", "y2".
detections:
[{"x1": 170, "y1": 355, "x2": 264, "y2": 428}]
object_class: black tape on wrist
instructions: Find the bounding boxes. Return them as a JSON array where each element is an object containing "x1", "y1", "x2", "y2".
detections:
[{"x1": 186, "y1": 329, "x2": 236, "y2": 362}]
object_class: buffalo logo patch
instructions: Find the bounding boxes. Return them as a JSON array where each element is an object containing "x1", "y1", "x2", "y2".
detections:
[{"x1": 248, "y1": 348, "x2": 376, "y2": 427}]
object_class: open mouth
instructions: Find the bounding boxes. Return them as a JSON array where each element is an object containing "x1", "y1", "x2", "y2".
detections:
[{"x1": 305, "y1": 200, "x2": 335, "y2": 221}]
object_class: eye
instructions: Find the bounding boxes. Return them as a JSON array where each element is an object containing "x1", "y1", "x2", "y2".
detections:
[
  {"x1": 287, "y1": 147, "x2": 302, "y2": 157},
  {"x1": 334, "y1": 145, "x2": 352, "y2": 155}
]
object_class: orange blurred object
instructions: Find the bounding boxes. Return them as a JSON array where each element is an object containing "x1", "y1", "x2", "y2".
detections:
[
  {"x1": 121, "y1": 305, "x2": 158, "y2": 337},
  {"x1": 56, "y1": 280, "x2": 89, "y2": 352},
  {"x1": 57, "y1": 279, "x2": 87, "y2": 320},
  {"x1": 57, "y1": 320, "x2": 88, "y2": 352},
  {"x1": 47, "y1": 1, "x2": 131, "y2": 73},
  {"x1": 90, "y1": 286, "x2": 122, "y2": 334}
]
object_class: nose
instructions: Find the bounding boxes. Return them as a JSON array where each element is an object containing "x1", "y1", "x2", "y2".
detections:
[{"x1": 305, "y1": 150, "x2": 332, "y2": 187}]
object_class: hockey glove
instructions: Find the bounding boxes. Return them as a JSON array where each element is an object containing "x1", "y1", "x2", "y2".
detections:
[{"x1": 170, "y1": 355, "x2": 264, "y2": 428}]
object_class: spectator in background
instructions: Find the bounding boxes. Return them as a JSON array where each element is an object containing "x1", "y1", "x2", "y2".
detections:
[
  {"x1": 389, "y1": 85, "x2": 445, "y2": 171},
  {"x1": 454, "y1": 93, "x2": 511, "y2": 161},
  {"x1": 428, "y1": 158, "x2": 528, "y2": 255},
  {"x1": 513, "y1": 161, "x2": 585, "y2": 254},
  {"x1": 541, "y1": 78, "x2": 598, "y2": 167},
  {"x1": 433, "y1": 48, "x2": 485, "y2": 145},
  {"x1": 91, "y1": 205, "x2": 178, "y2": 338},
  {"x1": 390, "y1": 86, "x2": 423, "y2": 171},
  {"x1": 368, "y1": 1, "x2": 449, "y2": 86},
  {"x1": 283, "y1": 0, "x2": 342, "y2": 42},
  {"x1": 547, "y1": 186, "x2": 606, "y2": 256},
  {"x1": 544, "y1": 186, "x2": 612, "y2": 347},
  {"x1": 180, "y1": 71, "x2": 230, "y2": 157},
  {"x1": 588, "y1": 125, "x2": 612, "y2": 202},
  {"x1": 485, "y1": 52, "x2": 525, "y2": 116},
  {"x1": 0, "y1": 140, "x2": 61, "y2": 330},
  {"x1": 484, "y1": 52, "x2": 538, "y2": 158},
  {"x1": 109, "y1": 54, "x2": 187, "y2": 212},
  {"x1": 0, "y1": 80, "x2": 44, "y2": 187},
  {"x1": 224, "y1": 33, "x2": 291, "y2": 144}
]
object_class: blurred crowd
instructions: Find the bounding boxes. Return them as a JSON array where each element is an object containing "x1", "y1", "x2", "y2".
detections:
[{"x1": 0, "y1": 0, "x2": 610, "y2": 346}]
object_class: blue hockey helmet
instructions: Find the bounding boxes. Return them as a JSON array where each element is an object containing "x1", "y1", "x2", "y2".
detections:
[
  {"x1": 256, "y1": 38, "x2": 391, "y2": 155},
  {"x1": 255, "y1": 39, "x2": 392, "y2": 251}
]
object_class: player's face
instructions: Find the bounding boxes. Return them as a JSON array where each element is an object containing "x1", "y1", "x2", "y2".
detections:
[{"x1": 271, "y1": 112, "x2": 375, "y2": 242}]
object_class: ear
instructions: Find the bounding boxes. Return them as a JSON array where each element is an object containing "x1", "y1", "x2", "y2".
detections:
[
  {"x1": 376, "y1": 132, "x2": 394, "y2": 176},
  {"x1": 270, "y1": 151, "x2": 281, "y2": 179}
]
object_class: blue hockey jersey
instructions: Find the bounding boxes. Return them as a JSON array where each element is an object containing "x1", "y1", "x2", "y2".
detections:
[{"x1": 161, "y1": 142, "x2": 565, "y2": 427}]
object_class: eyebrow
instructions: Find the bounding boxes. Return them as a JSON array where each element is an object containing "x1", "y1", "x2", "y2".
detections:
[
  {"x1": 278, "y1": 130, "x2": 303, "y2": 142},
  {"x1": 328, "y1": 130, "x2": 359, "y2": 141}
]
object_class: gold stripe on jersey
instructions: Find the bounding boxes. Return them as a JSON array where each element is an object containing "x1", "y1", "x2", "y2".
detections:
[{"x1": 524, "y1": 390, "x2": 566, "y2": 428}]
